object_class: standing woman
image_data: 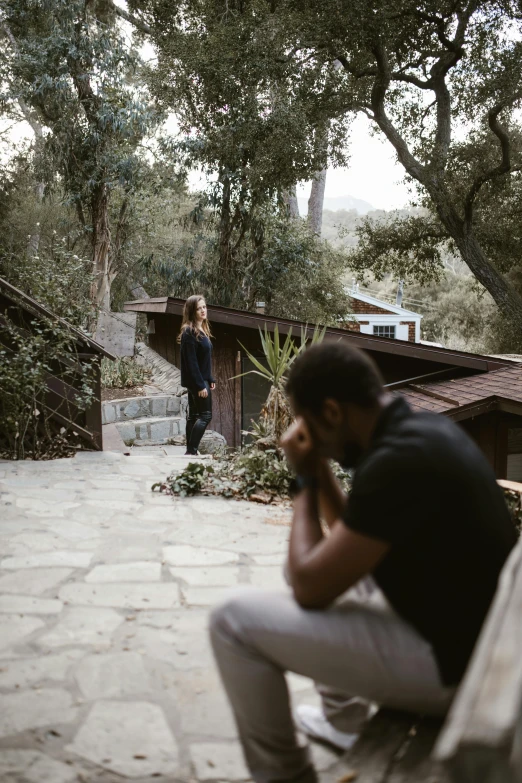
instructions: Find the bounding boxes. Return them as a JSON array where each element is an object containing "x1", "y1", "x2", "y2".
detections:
[{"x1": 179, "y1": 296, "x2": 216, "y2": 456}]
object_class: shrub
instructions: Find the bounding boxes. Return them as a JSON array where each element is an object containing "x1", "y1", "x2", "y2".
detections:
[
  {"x1": 101, "y1": 357, "x2": 150, "y2": 389},
  {"x1": 0, "y1": 308, "x2": 97, "y2": 460}
]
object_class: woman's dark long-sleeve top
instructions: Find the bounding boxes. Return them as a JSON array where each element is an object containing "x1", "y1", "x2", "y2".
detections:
[{"x1": 180, "y1": 328, "x2": 216, "y2": 392}]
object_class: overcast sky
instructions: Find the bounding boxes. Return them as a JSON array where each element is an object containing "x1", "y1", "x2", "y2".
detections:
[{"x1": 296, "y1": 114, "x2": 411, "y2": 211}]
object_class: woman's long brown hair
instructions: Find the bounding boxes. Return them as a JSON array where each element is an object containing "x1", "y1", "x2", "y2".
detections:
[{"x1": 177, "y1": 295, "x2": 213, "y2": 343}]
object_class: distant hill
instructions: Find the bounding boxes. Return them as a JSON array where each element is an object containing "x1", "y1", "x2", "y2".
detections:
[{"x1": 297, "y1": 194, "x2": 375, "y2": 215}]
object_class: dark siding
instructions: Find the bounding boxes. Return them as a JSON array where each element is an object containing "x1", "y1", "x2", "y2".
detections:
[{"x1": 460, "y1": 412, "x2": 509, "y2": 479}]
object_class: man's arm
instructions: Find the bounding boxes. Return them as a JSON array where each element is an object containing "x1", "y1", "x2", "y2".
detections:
[
  {"x1": 288, "y1": 488, "x2": 389, "y2": 609},
  {"x1": 317, "y1": 460, "x2": 348, "y2": 528}
]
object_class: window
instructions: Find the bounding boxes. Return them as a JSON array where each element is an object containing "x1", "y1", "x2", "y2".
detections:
[{"x1": 373, "y1": 325, "x2": 396, "y2": 339}]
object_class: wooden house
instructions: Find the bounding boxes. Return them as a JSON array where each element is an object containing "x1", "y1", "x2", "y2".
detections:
[{"x1": 124, "y1": 296, "x2": 522, "y2": 479}]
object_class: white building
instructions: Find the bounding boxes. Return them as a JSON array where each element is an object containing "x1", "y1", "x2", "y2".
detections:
[{"x1": 346, "y1": 283, "x2": 423, "y2": 343}]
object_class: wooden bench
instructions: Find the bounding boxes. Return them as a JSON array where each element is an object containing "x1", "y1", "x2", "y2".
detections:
[
  {"x1": 434, "y1": 535, "x2": 522, "y2": 782},
  {"x1": 320, "y1": 485, "x2": 522, "y2": 782}
]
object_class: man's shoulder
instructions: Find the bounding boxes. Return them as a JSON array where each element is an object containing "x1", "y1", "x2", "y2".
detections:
[{"x1": 353, "y1": 410, "x2": 467, "y2": 487}]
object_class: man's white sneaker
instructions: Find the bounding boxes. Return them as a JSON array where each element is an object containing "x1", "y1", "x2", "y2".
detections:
[{"x1": 293, "y1": 705, "x2": 359, "y2": 752}]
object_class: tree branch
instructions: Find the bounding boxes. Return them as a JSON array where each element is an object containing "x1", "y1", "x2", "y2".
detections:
[
  {"x1": 423, "y1": 4, "x2": 477, "y2": 175},
  {"x1": 335, "y1": 55, "x2": 377, "y2": 79},
  {"x1": 108, "y1": 2, "x2": 153, "y2": 35},
  {"x1": 390, "y1": 71, "x2": 431, "y2": 89},
  {"x1": 2, "y1": 22, "x2": 46, "y2": 137},
  {"x1": 464, "y1": 94, "x2": 522, "y2": 223},
  {"x1": 369, "y1": 40, "x2": 426, "y2": 183}
]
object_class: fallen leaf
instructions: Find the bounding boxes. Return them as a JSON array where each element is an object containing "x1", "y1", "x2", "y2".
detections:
[
  {"x1": 133, "y1": 754, "x2": 147, "y2": 760},
  {"x1": 250, "y1": 493, "x2": 271, "y2": 504},
  {"x1": 337, "y1": 772, "x2": 358, "y2": 783}
]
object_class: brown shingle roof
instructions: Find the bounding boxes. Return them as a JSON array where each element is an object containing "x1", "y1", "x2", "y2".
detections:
[
  {"x1": 403, "y1": 363, "x2": 522, "y2": 418},
  {"x1": 124, "y1": 296, "x2": 511, "y2": 372}
]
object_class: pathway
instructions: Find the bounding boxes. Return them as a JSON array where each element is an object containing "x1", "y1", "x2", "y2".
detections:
[{"x1": 0, "y1": 451, "x2": 340, "y2": 782}]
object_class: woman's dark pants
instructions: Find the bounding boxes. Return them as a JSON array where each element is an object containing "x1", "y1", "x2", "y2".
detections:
[{"x1": 186, "y1": 383, "x2": 212, "y2": 454}]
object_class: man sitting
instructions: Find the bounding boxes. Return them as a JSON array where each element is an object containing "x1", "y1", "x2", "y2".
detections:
[{"x1": 209, "y1": 342, "x2": 516, "y2": 783}]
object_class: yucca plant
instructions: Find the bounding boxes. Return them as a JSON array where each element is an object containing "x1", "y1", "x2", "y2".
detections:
[{"x1": 236, "y1": 323, "x2": 326, "y2": 443}]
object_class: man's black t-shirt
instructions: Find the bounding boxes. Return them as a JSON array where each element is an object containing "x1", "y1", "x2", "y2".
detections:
[{"x1": 343, "y1": 396, "x2": 516, "y2": 686}]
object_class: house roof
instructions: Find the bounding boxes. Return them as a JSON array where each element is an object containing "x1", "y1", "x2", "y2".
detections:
[
  {"x1": 124, "y1": 295, "x2": 510, "y2": 373},
  {"x1": 349, "y1": 289, "x2": 423, "y2": 319},
  {"x1": 397, "y1": 363, "x2": 522, "y2": 421},
  {"x1": 0, "y1": 277, "x2": 116, "y2": 360}
]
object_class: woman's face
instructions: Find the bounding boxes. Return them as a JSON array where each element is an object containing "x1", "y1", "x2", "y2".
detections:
[{"x1": 195, "y1": 299, "x2": 207, "y2": 323}]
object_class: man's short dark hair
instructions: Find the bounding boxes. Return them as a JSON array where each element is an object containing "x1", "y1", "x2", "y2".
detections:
[{"x1": 286, "y1": 341, "x2": 384, "y2": 413}]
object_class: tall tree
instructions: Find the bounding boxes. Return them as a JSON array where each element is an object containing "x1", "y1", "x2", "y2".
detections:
[
  {"x1": 130, "y1": 0, "x2": 350, "y2": 299},
  {"x1": 1, "y1": 0, "x2": 158, "y2": 313},
  {"x1": 132, "y1": 0, "x2": 522, "y2": 331}
]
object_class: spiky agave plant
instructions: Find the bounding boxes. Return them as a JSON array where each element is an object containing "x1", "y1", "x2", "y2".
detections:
[{"x1": 237, "y1": 323, "x2": 326, "y2": 444}]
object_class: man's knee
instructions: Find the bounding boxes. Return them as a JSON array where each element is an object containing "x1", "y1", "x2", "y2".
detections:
[
  {"x1": 201, "y1": 410, "x2": 212, "y2": 423},
  {"x1": 209, "y1": 587, "x2": 264, "y2": 647}
]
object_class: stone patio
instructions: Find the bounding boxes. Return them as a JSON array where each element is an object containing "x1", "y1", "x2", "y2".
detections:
[{"x1": 0, "y1": 451, "x2": 340, "y2": 782}]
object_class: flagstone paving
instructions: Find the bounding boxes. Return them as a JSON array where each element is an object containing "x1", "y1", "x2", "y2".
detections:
[{"x1": 0, "y1": 451, "x2": 339, "y2": 782}]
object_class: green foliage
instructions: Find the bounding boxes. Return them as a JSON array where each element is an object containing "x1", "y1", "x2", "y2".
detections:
[
  {"x1": 131, "y1": 0, "x2": 352, "y2": 299},
  {"x1": 503, "y1": 487, "x2": 522, "y2": 538},
  {"x1": 238, "y1": 323, "x2": 326, "y2": 441},
  {"x1": 1, "y1": 0, "x2": 160, "y2": 308},
  {"x1": 143, "y1": 210, "x2": 353, "y2": 325},
  {"x1": 100, "y1": 357, "x2": 150, "y2": 389},
  {"x1": 133, "y1": 0, "x2": 522, "y2": 329},
  {"x1": 366, "y1": 271, "x2": 516, "y2": 355},
  {"x1": 153, "y1": 446, "x2": 292, "y2": 502},
  {"x1": 152, "y1": 461, "x2": 206, "y2": 497},
  {"x1": 154, "y1": 443, "x2": 351, "y2": 504},
  {"x1": 259, "y1": 219, "x2": 353, "y2": 323},
  {"x1": 347, "y1": 214, "x2": 447, "y2": 286},
  {"x1": 1, "y1": 239, "x2": 94, "y2": 329},
  {"x1": 240, "y1": 325, "x2": 299, "y2": 388},
  {"x1": 0, "y1": 306, "x2": 97, "y2": 460}
]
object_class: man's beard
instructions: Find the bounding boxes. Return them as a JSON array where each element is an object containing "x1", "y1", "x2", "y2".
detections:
[{"x1": 340, "y1": 441, "x2": 364, "y2": 470}]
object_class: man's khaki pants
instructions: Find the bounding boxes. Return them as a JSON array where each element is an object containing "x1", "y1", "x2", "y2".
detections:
[{"x1": 209, "y1": 584, "x2": 455, "y2": 783}]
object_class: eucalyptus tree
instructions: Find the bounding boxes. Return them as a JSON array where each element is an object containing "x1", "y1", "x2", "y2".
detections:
[
  {"x1": 1, "y1": 0, "x2": 158, "y2": 313},
  {"x1": 128, "y1": 0, "x2": 350, "y2": 297},
  {"x1": 131, "y1": 0, "x2": 522, "y2": 332}
]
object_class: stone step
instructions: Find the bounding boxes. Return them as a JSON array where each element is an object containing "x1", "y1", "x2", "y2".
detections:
[
  {"x1": 102, "y1": 395, "x2": 187, "y2": 425},
  {"x1": 135, "y1": 342, "x2": 184, "y2": 395},
  {"x1": 115, "y1": 416, "x2": 186, "y2": 445}
]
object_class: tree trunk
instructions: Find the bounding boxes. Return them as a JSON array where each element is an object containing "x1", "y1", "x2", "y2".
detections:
[
  {"x1": 282, "y1": 187, "x2": 300, "y2": 218},
  {"x1": 454, "y1": 229, "x2": 522, "y2": 330},
  {"x1": 27, "y1": 181, "x2": 45, "y2": 257},
  {"x1": 307, "y1": 167, "x2": 327, "y2": 235},
  {"x1": 307, "y1": 123, "x2": 329, "y2": 236},
  {"x1": 433, "y1": 194, "x2": 522, "y2": 330},
  {"x1": 16, "y1": 97, "x2": 45, "y2": 257},
  {"x1": 219, "y1": 175, "x2": 233, "y2": 272},
  {"x1": 90, "y1": 183, "x2": 112, "y2": 313}
]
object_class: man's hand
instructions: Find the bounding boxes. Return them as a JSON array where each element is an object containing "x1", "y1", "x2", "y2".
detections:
[
  {"x1": 210, "y1": 383, "x2": 216, "y2": 391},
  {"x1": 280, "y1": 418, "x2": 320, "y2": 477},
  {"x1": 198, "y1": 388, "x2": 209, "y2": 398}
]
